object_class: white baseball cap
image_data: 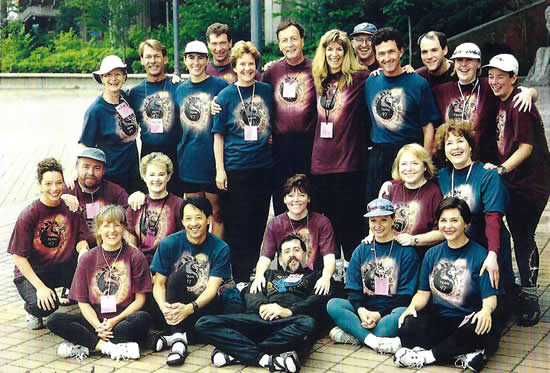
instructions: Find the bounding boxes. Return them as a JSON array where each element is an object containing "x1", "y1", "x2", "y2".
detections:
[
  {"x1": 450, "y1": 42, "x2": 481, "y2": 60},
  {"x1": 483, "y1": 54, "x2": 519, "y2": 75},
  {"x1": 184, "y1": 40, "x2": 209, "y2": 55},
  {"x1": 92, "y1": 55, "x2": 127, "y2": 84}
]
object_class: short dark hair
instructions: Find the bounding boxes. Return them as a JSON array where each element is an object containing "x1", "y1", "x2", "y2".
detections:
[
  {"x1": 433, "y1": 120, "x2": 478, "y2": 168},
  {"x1": 371, "y1": 27, "x2": 404, "y2": 53},
  {"x1": 278, "y1": 233, "x2": 307, "y2": 254},
  {"x1": 206, "y1": 23, "x2": 232, "y2": 43},
  {"x1": 283, "y1": 174, "x2": 310, "y2": 196},
  {"x1": 417, "y1": 31, "x2": 447, "y2": 49},
  {"x1": 180, "y1": 196, "x2": 213, "y2": 218},
  {"x1": 276, "y1": 20, "x2": 305, "y2": 41},
  {"x1": 37, "y1": 158, "x2": 64, "y2": 183},
  {"x1": 436, "y1": 197, "x2": 472, "y2": 224}
]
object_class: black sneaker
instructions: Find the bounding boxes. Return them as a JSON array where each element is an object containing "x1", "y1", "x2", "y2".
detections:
[
  {"x1": 518, "y1": 292, "x2": 541, "y2": 327},
  {"x1": 455, "y1": 349, "x2": 486, "y2": 372}
]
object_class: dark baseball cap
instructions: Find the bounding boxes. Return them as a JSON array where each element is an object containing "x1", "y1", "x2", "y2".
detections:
[
  {"x1": 78, "y1": 147, "x2": 106, "y2": 163},
  {"x1": 351, "y1": 22, "x2": 377, "y2": 36}
]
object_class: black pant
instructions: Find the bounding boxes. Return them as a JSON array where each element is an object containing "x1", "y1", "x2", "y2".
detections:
[
  {"x1": 222, "y1": 167, "x2": 273, "y2": 282},
  {"x1": 14, "y1": 265, "x2": 75, "y2": 318},
  {"x1": 365, "y1": 143, "x2": 403, "y2": 205},
  {"x1": 141, "y1": 142, "x2": 183, "y2": 196},
  {"x1": 46, "y1": 311, "x2": 151, "y2": 350},
  {"x1": 195, "y1": 313, "x2": 315, "y2": 365},
  {"x1": 311, "y1": 171, "x2": 366, "y2": 260},
  {"x1": 398, "y1": 309, "x2": 500, "y2": 362},
  {"x1": 506, "y1": 194, "x2": 548, "y2": 287},
  {"x1": 272, "y1": 132, "x2": 314, "y2": 216}
]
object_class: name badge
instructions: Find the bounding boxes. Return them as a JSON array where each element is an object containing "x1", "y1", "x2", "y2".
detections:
[
  {"x1": 100, "y1": 295, "x2": 117, "y2": 313},
  {"x1": 86, "y1": 202, "x2": 100, "y2": 219},
  {"x1": 150, "y1": 118, "x2": 164, "y2": 133},
  {"x1": 320, "y1": 122, "x2": 333, "y2": 138},
  {"x1": 145, "y1": 229, "x2": 155, "y2": 246},
  {"x1": 285, "y1": 274, "x2": 303, "y2": 284},
  {"x1": 244, "y1": 125, "x2": 258, "y2": 141},
  {"x1": 115, "y1": 102, "x2": 134, "y2": 119},
  {"x1": 374, "y1": 276, "x2": 389, "y2": 296},
  {"x1": 282, "y1": 82, "x2": 297, "y2": 99}
]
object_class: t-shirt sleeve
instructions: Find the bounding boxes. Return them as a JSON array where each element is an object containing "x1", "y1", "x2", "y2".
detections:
[
  {"x1": 419, "y1": 80, "x2": 441, "y2": 126},
  {"x1": 480, "y1": 169, "x2": 509, "y2": 214},
  {"x1": 131, "y1": 250, "x2": 153, "y2": 294},
  {"x1": 430, "y1": 185, "x2": 443, "y2": 231},
  {"x1": 260, "y1": 220, "x2": 277, "y2": 259},
  {"x1": 479, "y1": 267, "x2": 499, "y2": 299},
  {"x1": 7, "y1": 206, "x2": 35, "y2": 258},
  {"x1": 397, "y1": 248, "x2": 420, "y2": 295},
  {"x1": 512, "y1": 109, "x2": 536, "y2": 146},
  {"x1": 209, "y1": 243, "x2": 231, "y2": 279},
  {"x1": 418, "y1": 251, "x2": 434, "y2": 291},
  {"x1": 126, "y1": 206, "x2": 139, "y2": 236},
  {"x1": 212, "y1": 90, "x2": 229, "y2": 135},
  {"x1": 80, "y1": 104, "x2": 100, "y2": 146},
  {"x1": 116, "y1": 188, "x2": 129, "y2": 209},
  {"x1": 318, "y1": 217, "x2": 337, "y2": 256},
  {"x1": 68, "y1": 252, "x2": 92, "y2": 303},
  {"x1": 150, "y1": 238, "x2": 174, "y2": 276},
  {"x1": 344, "y1": 244, "x2": 364, "y2": 292}
]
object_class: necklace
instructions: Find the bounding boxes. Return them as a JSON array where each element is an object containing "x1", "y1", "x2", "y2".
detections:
[
  {"x1": 451, "y1": 162, "x2": 474, "y2": 195},
  {"x1": 288, "y1": 212, "x2": 309, "y2": 235},
  {"x1": 457, "y1": 79, "x2": 480, "y2": 121},
  {"x1": 371, "y1": 239, "x2": 395, "y2": 261},
  {"x1": 236, "y1": 81, "x2": 256, "y2": 126},
  {"x1": 101, "y1": 245, "x2": 124, "y2": 296}
]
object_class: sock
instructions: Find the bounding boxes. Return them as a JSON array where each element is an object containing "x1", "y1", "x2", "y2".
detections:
[
  {"x1": 417, "y1": 350, "x2": 436, "y2": 364},
  {"x1": 212, "y1": 350, "x2": 236, "y2": 367},
  {"x1": 364, "y1": 334, "x2": 379, "y2": 349},
  {"x1": 258, "y1": 354, "x2": 270, "y2": 368}
]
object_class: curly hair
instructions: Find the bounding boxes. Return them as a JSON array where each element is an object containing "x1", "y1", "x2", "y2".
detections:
[
  {"x1": 37, "y1": 158, "x2": 64, "y2": 183},
  {"x1": 139, "y1": 152, "x2": 174, "y2": 180},
  {"x1": 433, "y1": 120, "x2": 477, "y2": 168}
]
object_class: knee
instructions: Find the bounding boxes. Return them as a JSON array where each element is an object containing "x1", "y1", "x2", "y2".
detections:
[
  {"x1": 46, "y1": 312, "x2": 63, "y2": 330},
  {"x1": 326, "y1": 298, "x2": 345, "y2": 316},
  {"x1": 295, "y1": 315, "x2": 316, "y2": 334},
  {"x1": 212, "y1": 210, "x2": 223, "y2": 224},
  {"x1": 195, "y1": 315, "x2": 220, "y2": 333}
]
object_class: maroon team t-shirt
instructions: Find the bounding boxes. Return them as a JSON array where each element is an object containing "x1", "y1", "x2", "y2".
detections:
[
  {"x1": 415, "y1": 61, "x2": 455, "y2": 88},
  {"x1": 69, "y1": 243, "x2": 152, "y2": 320},
  {"x1": 64, "y1": 180, "x2": 128, "y2": 246},
  {"x1": 495, "y1": 87, "x2": 550, "y2": 204},
  {"x1": 7, "y1": 199, "x2": 85, "y2": 279},
  {"x1": 262, "y1": 58, "x2": 317, "y2": 135},
  {"x1": 387, "y1": 180, "x2": 442, "y2": 236},
  {"x1": 311, "y1": 69, "x2": 371, "y2": 174},
  {"x1": 432, "y1": 78, "x2": 499, "y2": 162},
  {"x1": 127, "y1": 193, "x2": 183, "y2": 265},
  {"x1": 206, "y1": 62, "x2": 261, "y2": 84},
  {"x1": 260, "y1": 212, "x2": 336, "y2": 270}
]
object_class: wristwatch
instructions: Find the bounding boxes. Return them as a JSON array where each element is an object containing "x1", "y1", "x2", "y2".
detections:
[
  {"x1": 413, "y1": 237, "x2": 419, "y2": 246},
  {"x1": 497, "y1": 165, "x2": 507, "y2": 175},
  {"x1": 191, "y1": 301, "x2": 199, "y2": 313}
]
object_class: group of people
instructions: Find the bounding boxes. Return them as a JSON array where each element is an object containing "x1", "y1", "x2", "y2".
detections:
[{"x1": 7, "y1": 17, "x2": 550, "y2": 373}]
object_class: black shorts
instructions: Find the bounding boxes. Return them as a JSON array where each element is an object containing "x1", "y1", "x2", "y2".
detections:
[{"x1": 181, "y1": 181, "x2": 219, "y2": 194}]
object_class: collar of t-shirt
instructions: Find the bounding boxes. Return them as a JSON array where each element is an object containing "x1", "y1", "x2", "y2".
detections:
[
  {"x1": 211, "y1": 62, "x2": 230, "y2": 72},
  {"x1": 285, "y1": 58, "x2": 307, "y2": 70}
]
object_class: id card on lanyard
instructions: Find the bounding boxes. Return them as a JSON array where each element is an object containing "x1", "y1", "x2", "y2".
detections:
[{"x1": 320, "y1": 87, "x2": 337, "y2": 139}]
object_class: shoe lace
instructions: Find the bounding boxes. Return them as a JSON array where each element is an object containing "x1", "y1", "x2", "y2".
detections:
[
  {"x1": 73, "y1": 348, "x2": 88, "y2": 362},
  {"x1": 376, "y1": 340, "x2": 396, "y2": 355}
]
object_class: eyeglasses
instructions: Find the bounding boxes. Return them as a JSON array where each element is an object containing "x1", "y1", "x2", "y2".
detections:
[{"x1": 353, "y1": 38, "x2": 371, "y2": 46}]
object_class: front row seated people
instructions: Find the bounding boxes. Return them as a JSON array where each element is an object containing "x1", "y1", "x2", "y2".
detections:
[
  {"x1": 8, "y1": 158, "x2": 88, "y2": 330},
  {"x1": 327, "y1": 198, "x2": 420, "y2": 353},
  {"x1": 47, "y1": 205, "x2": 152, "y2": 361},
  {"x1": 251, "y1": 174, "x2": 336, "y2": 296},
  {"x1": 391, "y1": 197, "x2": 500, "y2": 372},
  {"x1": 195, "y1": 233, "x2": 333, "y2": 373},
  {"x1": 149, "y1": 196, "x2": 231, "y2": 366}
]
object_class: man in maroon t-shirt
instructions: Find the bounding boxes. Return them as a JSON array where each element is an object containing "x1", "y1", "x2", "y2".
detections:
[
  {"x1": 415, "y1": 31, "x2": 455, "y2": 89},
  {"x1": 350, "y1": 22, "x2": 380, "y2": 72},
  {"x1": 262, "y1": 20, "x2": 317, "y2": 215},
  {"x1": 62, "y1": 147, "x2": 128, "y2": 248}
]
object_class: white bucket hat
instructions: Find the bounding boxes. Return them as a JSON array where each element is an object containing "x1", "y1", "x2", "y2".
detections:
[{"x1": 93, "y1": 55, "x2": 127, "y2": 84}]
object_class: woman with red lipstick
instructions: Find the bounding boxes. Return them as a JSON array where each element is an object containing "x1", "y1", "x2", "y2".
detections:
[{"x1": 484, "y1": 54, "x2": 550, "y2": 326}]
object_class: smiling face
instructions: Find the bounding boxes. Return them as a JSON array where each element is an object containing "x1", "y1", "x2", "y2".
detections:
[
  {"x1": 140, "y1": 44, "x2": 167, "y2": 80},
  {"x1": 100, "y1": 68, "x2": 125, "y2": 93},
  {"x1": 234, "y1": 53, "x2": 257, "y2": 86},
  {"x1": 208, "y1": 33, "x2": 232, "y2": 66},
  {"x1": 326, "y1": 41, "x2": 345, "y2": 74},
  {"x1": 98, "y1": 219, "x2": 124, "y2": 251},
  {"x1": 420, "y1": 37, "x2": 448, "y2": 74},
  {"x1": 182, "y1": 204, "x2": 211, "y2": 245},
  {"x1": 488, "y1": 67, "x2": 517, "y2": 101},
  {"x1": 375, "y1": 40, "x2": 404, "y2": 77},
  {"x1": 39, "y1": 171, "x2": 64, "y2": 206},
  {"x1": 143, "y1": 162, "x2": 170, "y2": 197},
  {"x1": 438, "y1": 208, "x2": 467, "y2": 245},
  {"x1": 454, "y1": 57, "x2": 480, "y2": 84},
  {"x1": 398, "y1": 151, "x2": 427, "y2": 188},
  {"x1": 444, "y1": 132, "x2": 472, "y2": 169},
  {"x1": 284, "y1": 187, "x2": 310, "y2": 219},
  {"x1": 278, "y1": 25, "x2": 304, "y2": 65},
  {"x1": 184, "y1": 53, "x2": 209, "y2": 81},
  {"x1": 278, "y1": 238, "x2": 306, "y2": 273},
  {"x1": 369, "y1": 215, "x2": 395, "y2": 242},
  {"x1": 77, "y1": 157, "x2": 105, "y2": 192},
  {"x1": 352, "y1": 33, "x2": 374, "y2": 66}
]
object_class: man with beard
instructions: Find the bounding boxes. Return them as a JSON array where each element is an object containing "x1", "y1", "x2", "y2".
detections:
[
  {"x1": 195, "y1": 234, "x2": 333, "y2": 372},
  {"x1": 351, "y1": 22, "x2": 379, "y2": 72},
  {"x1": 149, "y1": 196, "x2": 231, "y2": 366},
  {"x1": 415, "y1": 31, "x2": 455, "y2": 88},
  {"x1": 128, "y1": 39, "x2": 182, "y2": 193},
  {"x1": 262, "y1": 20, "x2": 317, "y2": 215},
  {"x1": 62, "y1": 148, "x2": 128, "y2": 250}
]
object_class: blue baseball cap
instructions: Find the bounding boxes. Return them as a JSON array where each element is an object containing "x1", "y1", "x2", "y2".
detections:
[
  {"x1": 78, "y1": 147, "x2": 106, "y2": 164},
  {"x1": 351, "y1": 22, "x2": 377, "y2": 36},
  {"x1": 363, "y1": 198, "x2": 394, "y2": 217}
]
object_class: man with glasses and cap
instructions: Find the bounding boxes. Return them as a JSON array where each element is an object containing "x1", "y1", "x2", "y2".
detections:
[{"x1": 351, "y1": 22, "x2": 379, "y2": 72}]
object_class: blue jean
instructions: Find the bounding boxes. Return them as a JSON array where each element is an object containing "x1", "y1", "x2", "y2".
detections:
[{"x1": 327, "y1": 298, "x2": 404, "y2": 343}]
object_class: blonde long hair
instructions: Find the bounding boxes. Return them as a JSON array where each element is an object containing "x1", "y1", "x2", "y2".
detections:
[{"x1": 312, "y1": 29, "x2": 364, "y2": 95}]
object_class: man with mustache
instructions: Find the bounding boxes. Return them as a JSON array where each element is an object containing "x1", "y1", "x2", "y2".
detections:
[
  {"x1": 128, "y1": 39, "x2": 182, "y2": 194},
  {"x1": 195, "y1": 234, "x2": 333, "y2": 373}
]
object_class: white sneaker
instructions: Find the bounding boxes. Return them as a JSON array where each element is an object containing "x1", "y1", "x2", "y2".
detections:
[
  {"x1": 455, "y1": 349, "x2": 486, "y2": 372},
  {"x1": 375, "y1": 337, "x2": 402, "y2": 354},
  {"x1": 109, "y1": 342, "x2": 140, "y2": 361},
  {"x1": 393, "y1": 347, "x2": 426, "y2": 369},
  {"x1": 26, "y1": 313, "x2": 43, "y2": 330},
  {"x1": 57, "y1": 342, "x2": 89, "y2": 361},
  {"x1": 329, "y1": 326, "x2": 359, "y2": 345}
]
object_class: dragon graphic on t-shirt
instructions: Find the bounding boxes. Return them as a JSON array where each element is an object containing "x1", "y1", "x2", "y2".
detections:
[
  {"x1": 276, "y1": 73, "x2": 310, "y2": 109},
  {"x1": 137, "y1": 206, "x2": 169, "y2": 247},
  {"x1": 142, "y1": 91, "x2": 175, "y2": 132},
  {"x1": 181, "y1": 92, "x2": 211, "y2": 131},
  {"x1": 175, "y1": 252, "x2": 210, "y2": 296},
  {"x1": 392, "y1": 201, "x2": 420, "y2": 234},
  {"x1": 115, "y1": 112, "x2": 139, "y2": 141},
  {"x1": 361, "y1": 257, "x2": 397, "y2": 295},
  {"x1": 34, "y1": 215, "x2": 68, "y2": 254},
  {"x1": 429, "y1": 258, "x2": 469, "y2": 306},
  {"x1": 92, "y1": 261, "x2": 130, "y2": 304},
  {"x1": 446, "y1": 184, "x2": 475, "y2": 213},
  {"x1": 446, "y1": 95, "x2": 478, "y2": 124},
  {"x1": 234, "y1": 96, "x2": 270, "y2": 134},
  {"x1": 372, "y1": 88, "x2": 406, "y2": 131},
  {"x1": 318, "y1": 83, "x2": 345, "y2": 117},
  {"x1": 296, "y1": 227, "x2": 313, "y2": 267}
]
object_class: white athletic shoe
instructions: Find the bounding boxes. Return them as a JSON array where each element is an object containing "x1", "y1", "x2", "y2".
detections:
[
  {"x1": 26, "y1": 313, "x2": 43, "y2": 330},
  {"x1": 393, "y1": 347, "x2": 426, "y2": 369},
  {"x1": 375, "y1": 337, "x2": 402, "y2": 355},
  {"x1": 455, "y1": 349, "x2": 486, "y2": 372},
  {"x1": 57, "y1": 342, "x2": 89, "y2": 361},
  {"x1": 329, "y1": 326, "x2": 359, "y2": 345},
  {"x1": 108, "y1": 342, "x2": 140, "y2": 361}
]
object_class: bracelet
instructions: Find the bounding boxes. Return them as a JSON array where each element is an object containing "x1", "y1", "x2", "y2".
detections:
[
  {"x1": 191, "y1": 301, "x2": 199, "y2": 313},
  {"x1": 497, "y1": 165, "x2": 507, "y2": 175}
]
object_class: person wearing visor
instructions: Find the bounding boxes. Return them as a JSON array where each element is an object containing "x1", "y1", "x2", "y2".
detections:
[
  {"x1": 484, "y1": 54, "x2": 550, "y2": 326},
  {"x1": 350, "y1": 22, "x2": 379, "y2": 72},
  {"x1": 327, "y1": 198, "x2": 419, "y2": 354},
  {"x1": 80, "y1": 55, "x2": 140, "y2": 193}
]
